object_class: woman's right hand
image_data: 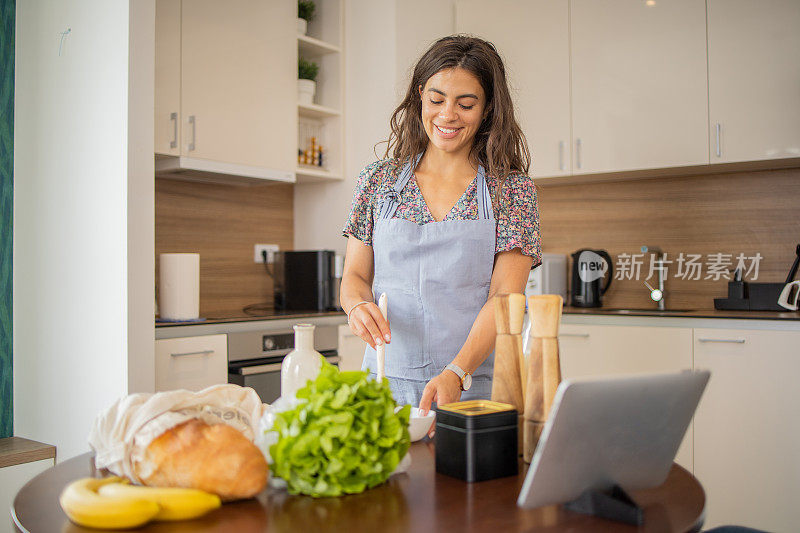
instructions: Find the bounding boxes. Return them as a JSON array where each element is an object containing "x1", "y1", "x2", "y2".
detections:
[{"x1": 348, "y1": 302, "x2": 391, "y2": 350}]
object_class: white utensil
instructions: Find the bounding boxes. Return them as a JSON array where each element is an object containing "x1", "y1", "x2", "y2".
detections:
[{"x1": 376, "y1": 292, "x2": 388, "y2": 381}]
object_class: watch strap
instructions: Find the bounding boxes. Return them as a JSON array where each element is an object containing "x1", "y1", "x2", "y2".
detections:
[{"x1": 445, "y1": 363, "x2": 470, "y2": 391}]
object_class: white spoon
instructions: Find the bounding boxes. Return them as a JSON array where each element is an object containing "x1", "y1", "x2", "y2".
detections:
[{"x1": 376, "y1": 292, "x2": 388, "y2": 381}]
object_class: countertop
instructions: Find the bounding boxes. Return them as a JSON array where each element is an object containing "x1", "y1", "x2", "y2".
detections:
[
  {"x1": 562, "y1": 305, "x2": 800, "y2": 321},
  {"x1": 156, "y1": 309, "x2": 346, "y2": 327},
  {"x1": 155, "y1": 306, "x2": 799, "y2": 329}
]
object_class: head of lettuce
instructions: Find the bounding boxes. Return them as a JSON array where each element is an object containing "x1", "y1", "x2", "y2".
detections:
[{"x1": 267, "y1": 360, "x2": 411, "y2": 497}]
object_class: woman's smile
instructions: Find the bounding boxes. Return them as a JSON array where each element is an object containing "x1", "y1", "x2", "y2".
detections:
[{"x1": 434, "y1": 123, "x2": 463, "y2": 139}]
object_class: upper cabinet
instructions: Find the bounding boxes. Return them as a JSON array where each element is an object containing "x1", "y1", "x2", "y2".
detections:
[
  {"x1": 456, "y1": 0, "x2": 572, "y2": 179},
  {"x1": 155, "y1": 0, "x2": 296, "y2": 184},
  {"x1": 570, "y1": 0, "x2": 709, "y2": 175},
  {"x1": 707, "y1": 0, "x2": 800, "y2": 164}
]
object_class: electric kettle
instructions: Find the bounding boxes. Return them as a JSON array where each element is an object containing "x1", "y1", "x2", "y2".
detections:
[{"x1": 570, "y1": 249, "x2": 614, "y2": 307}]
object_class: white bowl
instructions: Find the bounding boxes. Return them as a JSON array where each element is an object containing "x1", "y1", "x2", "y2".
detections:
[{"x1": 407, "y1": 407, "x2": 436, "y2": 442}]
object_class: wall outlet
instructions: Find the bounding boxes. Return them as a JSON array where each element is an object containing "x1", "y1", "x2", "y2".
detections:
[{"x1": 254, "y1": 244, "x2": 279, "y2": 263}]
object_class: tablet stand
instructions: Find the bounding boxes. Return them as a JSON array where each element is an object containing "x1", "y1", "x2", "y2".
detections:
[{"x1": 563, "y1": 484, "x2": 644, "y2": 525}]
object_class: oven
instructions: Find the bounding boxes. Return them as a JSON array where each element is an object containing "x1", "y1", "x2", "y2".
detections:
[{"x1": 227, "y1": 325, "x2": 339, "y2": 404}]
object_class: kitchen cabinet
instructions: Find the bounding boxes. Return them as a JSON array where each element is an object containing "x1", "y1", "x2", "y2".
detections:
[
  {"x1": 569, "y1": 0, "x2": 708, "y2": 175},
  {"x1": 154, "y1": 0, "x2": 296, "y2": 183},
  {"x1": 707, "y1": 0, "x2": 800, "y2": 164},
  {"x1": 558, "y1": 323, "x2": 694, "y2": 471},
  {"x1": 693, "y1": 327, "x2": 800, "y2": 531},
  {"x1": 455, "y1": 0, "x2": 571, "y2": 179},
  {"x1": 337, "y1": 324, "x2": 365, "y2": 372},
  {"x1": 154, "y1": 334, "x2": 228, "y2": 392},
  {"x1": 154, "y1": 0, "x2": 181, "y2": 157}
]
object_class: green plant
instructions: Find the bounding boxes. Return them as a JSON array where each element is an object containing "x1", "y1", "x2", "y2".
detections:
[
  {"x1": 268, "y1": 360, "x2": 411, "y2": 497},
  {"x1": 298, "y1": 58, "x2": 319, "y2": 82},
  {"x1": 298, "y1": 0, "x2": 315, "y2": 22}
]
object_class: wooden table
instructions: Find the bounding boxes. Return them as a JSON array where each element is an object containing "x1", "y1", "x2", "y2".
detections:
[{"x1": 12, "y1": 441, "x2": 705, "y2": 532}]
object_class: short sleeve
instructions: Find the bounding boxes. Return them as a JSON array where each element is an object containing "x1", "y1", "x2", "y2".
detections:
[
  {"x1": 495, "y1": 173, "x2": 542, "y2": 267},
  {"x1": 342, "y1": 161, "x2": 383, "y2": 246}
]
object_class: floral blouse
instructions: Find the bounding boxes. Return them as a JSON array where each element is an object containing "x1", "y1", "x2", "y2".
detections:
[{"x1": 342, "y1": 158, "x2": 542, "y2": 265}]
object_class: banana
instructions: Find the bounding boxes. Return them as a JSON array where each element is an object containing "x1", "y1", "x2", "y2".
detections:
[
  {"x1": 59, "y1": 476, "x2": 160, "y2": 530},
  {"x1": 98, "y1": 483, "x2": 221, "y2": 521}
]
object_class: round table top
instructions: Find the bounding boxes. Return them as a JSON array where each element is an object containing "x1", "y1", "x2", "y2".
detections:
[{"x1": 13, "y1": 441, "x2": 705, "y2": 532}]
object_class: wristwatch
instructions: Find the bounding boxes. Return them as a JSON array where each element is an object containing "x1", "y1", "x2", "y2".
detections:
[{"x1": 445, "y1": 363, "x2": 472, "y2": 391}]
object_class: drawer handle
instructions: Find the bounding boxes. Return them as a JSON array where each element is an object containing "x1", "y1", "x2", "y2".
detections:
[
  {"x1": 560, "y1": 333, "x2": 590, "y2": 338},
  {"x1": 697, "y1": 338, "x2": 745, "y2": 344},
  {"x1": 237, "y1": 356, "x2": 341, "y2": 376},
  {"x1": 170, "y1": 349, "x2": 214, "y2": 357}
]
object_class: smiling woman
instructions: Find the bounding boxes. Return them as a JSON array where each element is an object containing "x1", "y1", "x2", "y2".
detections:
[{"x1": 340, "y1": 35, "x2": 541, "y2": 412}]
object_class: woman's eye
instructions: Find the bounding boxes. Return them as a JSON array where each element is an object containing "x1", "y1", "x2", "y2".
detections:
[
  {"x1": 430, "y1": 99, "x2": 444, "y2": 105},
  {"x1": 460, "y1": 104, "x2": 474, "y2": 110}
]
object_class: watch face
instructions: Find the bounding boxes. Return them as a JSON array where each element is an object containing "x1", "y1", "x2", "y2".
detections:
[{"x1": 462, "y1": 373, "x2": 472, "y2": 391}]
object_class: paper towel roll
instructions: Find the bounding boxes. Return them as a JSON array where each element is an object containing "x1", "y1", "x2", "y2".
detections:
[{"x1": 159, "y1": 253, "x2": 200, "y2": 320}]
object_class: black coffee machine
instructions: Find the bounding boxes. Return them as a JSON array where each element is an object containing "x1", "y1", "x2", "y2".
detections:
[{"x1": 570, "y1": 249, "x2": 614, "y2": 308}]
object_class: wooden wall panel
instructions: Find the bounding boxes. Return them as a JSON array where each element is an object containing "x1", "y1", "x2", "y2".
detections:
[
  {"x1": 537, "y1": 167, "x2": 800, "y2": 310},
  {"x1": 155, "y1": 179, "x2": 294, "y2": 317}
]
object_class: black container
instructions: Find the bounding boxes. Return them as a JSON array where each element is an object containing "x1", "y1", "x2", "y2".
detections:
[{"x1": 434, "y1": 400, "x2": 518, "y2": 482}]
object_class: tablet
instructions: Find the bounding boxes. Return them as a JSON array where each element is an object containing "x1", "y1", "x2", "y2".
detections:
[{"x1": 517, "y1": 369, "x2": 710, "y2": 509}]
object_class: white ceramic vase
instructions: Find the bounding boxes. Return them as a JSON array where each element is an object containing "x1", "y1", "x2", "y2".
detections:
[
  {"x1": 297, "y1": 78, "x2": 316, "y2": 105},
  {"x1": 281, "y1": 324, "x2": 322, "y2": 399},
  {"x1": 297, "y1": 17, "x2": 307, "y2": 35}
]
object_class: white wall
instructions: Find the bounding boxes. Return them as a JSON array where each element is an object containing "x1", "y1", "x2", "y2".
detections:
[
  {"x1": 293, "y1": 0, "x2": 456, "y2": 254},
  {"x1": 14, "y1": 0, "x2": 154, "y2": 461}
]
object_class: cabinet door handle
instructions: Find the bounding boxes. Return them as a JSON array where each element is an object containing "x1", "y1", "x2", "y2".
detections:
[
  {"x1": 697, "y1": 338, "x2": 745, "y2": 344},
  {"x1": 560, "y1": 333, "x2": 590, "y2": 338},
  {"x1": 575, "y1": 138, "x2": 582, "y2": 169},
  {"x1": 188, "y1": 115, "x2": 196, "y2": 151},
  {"x1": 170, "y1": 349, "x2": 214, "y2": 357},
  {"x1": 558, "y1": 140, "x2": 565, "y2": 171},
  {"x1": 169, "y1": 112, "x2": 177, "y2": 149},
  {"x1": 715, "y1": 123, "x2": 721, "y2": 157}
]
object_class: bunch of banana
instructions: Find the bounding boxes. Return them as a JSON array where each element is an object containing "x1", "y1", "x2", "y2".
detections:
[{"x1": 59, "y1": 476, "x2": 221, "y2": 529}]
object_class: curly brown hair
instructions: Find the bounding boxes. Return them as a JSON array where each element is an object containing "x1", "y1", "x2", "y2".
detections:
[{"x1": 381, "y1": 34, "x2": 531, "y2": 210}]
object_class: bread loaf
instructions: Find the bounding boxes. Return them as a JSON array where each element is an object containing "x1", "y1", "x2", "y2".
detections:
[{"x1": 134, "y1": 419, "x2": 268, "y2": 501}]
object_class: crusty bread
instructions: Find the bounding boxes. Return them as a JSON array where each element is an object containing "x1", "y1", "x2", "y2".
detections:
[{"x1": 135, "y1": 419, "x2": 268, "y2": 501}]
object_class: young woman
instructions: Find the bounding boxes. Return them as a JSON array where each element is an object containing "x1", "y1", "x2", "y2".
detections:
[{"x1": 340, "y1": 35, "x2": 541, "y2": 412}]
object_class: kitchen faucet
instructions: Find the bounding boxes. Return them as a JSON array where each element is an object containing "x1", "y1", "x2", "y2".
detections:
[{"x1": 641, "y1": 245, "x2": 666, "y2": 310}]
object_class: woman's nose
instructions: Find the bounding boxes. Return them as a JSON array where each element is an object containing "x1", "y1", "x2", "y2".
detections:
[{"x1": 438, "y1": 101, "x2": 457, "y2": 121}]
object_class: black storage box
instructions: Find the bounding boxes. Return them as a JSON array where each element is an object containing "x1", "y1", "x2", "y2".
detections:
[{"x1": 434, "y1": 400, "x2": 518, "y2": 482}]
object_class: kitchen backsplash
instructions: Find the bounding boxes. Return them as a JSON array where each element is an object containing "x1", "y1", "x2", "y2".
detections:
[
  {"x1": 538, "y1": 166, "x2": 800, "y2": 310},
  {"x1": 155, "y1": 178, "x2": 294, "y2": 317}
]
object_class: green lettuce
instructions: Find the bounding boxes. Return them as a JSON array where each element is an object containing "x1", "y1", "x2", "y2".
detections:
[{"x1": 269, "y1": 360, "x2": 411, "y2": 497}]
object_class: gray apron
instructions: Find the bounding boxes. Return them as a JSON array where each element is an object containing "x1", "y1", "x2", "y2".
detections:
[{"x1": 362, "y1": 155, "x2": 496, "y2": 406}]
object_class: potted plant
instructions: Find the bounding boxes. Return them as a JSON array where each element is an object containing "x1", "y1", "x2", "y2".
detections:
[
  {"x1": 298, "y1": 58, "x2": 319, "y2": 105},
  {"x1": 298, "y1": 0, "x2": 315, "y2": 35}
]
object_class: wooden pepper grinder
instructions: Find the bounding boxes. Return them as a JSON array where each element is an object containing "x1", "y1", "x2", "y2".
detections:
[
  {"x1": 491, "y1": 293, "x2": 526, "y2": 455},
  {"x1": 523, "y1": 294, "x2": 564, "y2": 463}
]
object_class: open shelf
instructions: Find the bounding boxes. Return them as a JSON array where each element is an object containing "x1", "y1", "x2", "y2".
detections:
[
  {"x1": 295, "y1": 165, "x2": 342, "y2": 183},
  {"x1": 298, "y1": 103, "x2": 341, "y2": 119},
  {"x1": 298, "y1": 34, "x2": 340, "y2": 56}
]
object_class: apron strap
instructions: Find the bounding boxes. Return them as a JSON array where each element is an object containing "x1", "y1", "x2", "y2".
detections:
[
  {"x1": 476, "y1": 165, "x2": 495, "y2": 221},
  {"x1": 378, "y1": 154, "x2": 422, "y2": 221}
]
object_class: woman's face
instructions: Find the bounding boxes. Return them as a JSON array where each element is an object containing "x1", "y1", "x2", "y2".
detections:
[{"x1": 418, "y1": 67, "x2": 487, "y2": 158}]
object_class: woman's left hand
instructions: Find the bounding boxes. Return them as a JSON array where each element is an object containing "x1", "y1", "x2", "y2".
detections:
[{"x1": 419, "y1": 370, "x2": 462, "y2": 416}]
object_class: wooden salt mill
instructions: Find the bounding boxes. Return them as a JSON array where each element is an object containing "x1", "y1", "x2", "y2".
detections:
[
  {"x1": 523, "y1": 294, "x2": 564, "y2": 463},
  {"x1": 491, "y1": 293, "x2": 526, "y2": 454}
]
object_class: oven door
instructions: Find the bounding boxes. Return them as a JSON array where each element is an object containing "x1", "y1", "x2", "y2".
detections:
[{"x1": 229, "y1": 352, "x2": 339, "y2": 404}]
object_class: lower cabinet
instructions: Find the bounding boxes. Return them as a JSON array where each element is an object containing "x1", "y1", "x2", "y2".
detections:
[
  {"x1": 557, "y1": 324, "x2": 694, "y2": 471},
  {"x1": 693, "y1": 328, "x2": 800, "y2": 532},
  {"x1": 1, "y1": 458, "x2": 54, "y2": 533},
  {"x1": 337, "y1": 324, "x2": 365, "y2": 372},
  {"x1": 154, "y1": 334, "x2": 228, "y2": 392}
]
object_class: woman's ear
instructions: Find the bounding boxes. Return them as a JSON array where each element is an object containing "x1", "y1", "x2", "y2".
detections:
[{"x1": 418, "y1": 84, "x2": 423, "y2": 98}]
